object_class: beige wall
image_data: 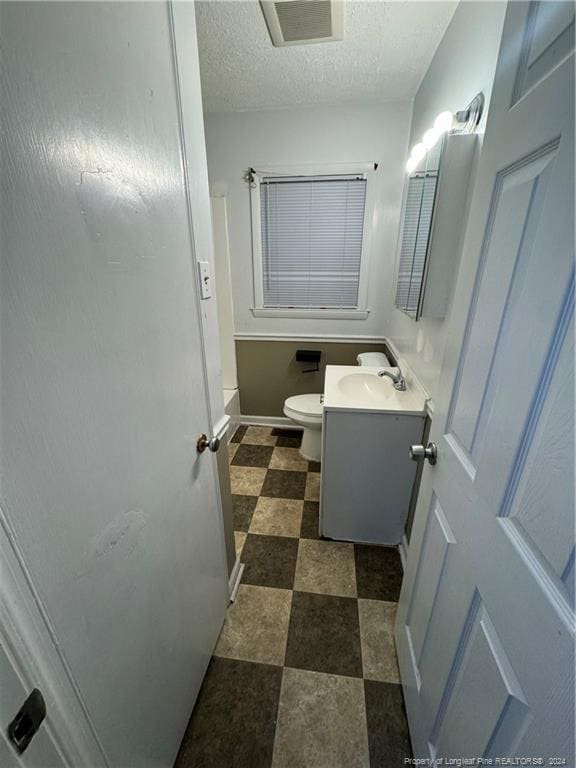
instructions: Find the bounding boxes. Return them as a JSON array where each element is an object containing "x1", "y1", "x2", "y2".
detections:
[{"x1": 236, "y1": 340, "x2": 394, "y2": 417}]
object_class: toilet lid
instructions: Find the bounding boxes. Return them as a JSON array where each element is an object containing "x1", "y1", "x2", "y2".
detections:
[{"x1": 284, "y1": 394, "x2": 323, "y2": 417}]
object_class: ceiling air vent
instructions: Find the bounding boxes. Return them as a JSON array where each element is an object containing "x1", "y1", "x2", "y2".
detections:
[{"x1": 260, "y1": 0, "x2": 344, "y2": 47}]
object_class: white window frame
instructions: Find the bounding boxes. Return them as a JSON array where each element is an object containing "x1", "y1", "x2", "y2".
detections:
[{"x1": 250, "y1": 163, "x2": 375, "y2": 320}]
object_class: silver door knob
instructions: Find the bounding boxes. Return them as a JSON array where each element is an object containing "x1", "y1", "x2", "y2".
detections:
[
  {"x1": 197, "y1": 434, "x2": 220, "y2": 454},
  {"x1": 410, "y1": 441, "x2": 437, "y2": 465}
]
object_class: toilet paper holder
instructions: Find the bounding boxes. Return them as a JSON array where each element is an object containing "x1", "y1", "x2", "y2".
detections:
[{"x1": 296, "y1": 349, "x2": 321, "y2": 373}]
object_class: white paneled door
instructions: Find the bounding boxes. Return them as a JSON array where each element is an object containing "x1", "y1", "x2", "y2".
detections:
[{"x1": 396, "y1": 1, "x2": 575, "y2": 761}]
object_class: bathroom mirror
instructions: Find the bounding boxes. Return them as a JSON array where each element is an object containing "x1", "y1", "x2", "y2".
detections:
[
  {"x1": 394, "y1": 133, "x2": 477, "y2": 321},
  {"x1": 394, "y1": 143, "x2": 442, "y2": 320}
]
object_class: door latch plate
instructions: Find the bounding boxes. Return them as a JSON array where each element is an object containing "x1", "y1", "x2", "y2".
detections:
[{"x1": 7, "y1": 688, "x2": 46, "y2": 755}]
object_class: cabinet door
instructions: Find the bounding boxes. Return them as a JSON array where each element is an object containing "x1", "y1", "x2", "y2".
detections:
[{"x1": 321, "y1": 411, "x2": 424, "y2": 544}]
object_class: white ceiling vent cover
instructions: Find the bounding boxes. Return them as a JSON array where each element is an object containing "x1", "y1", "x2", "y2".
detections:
[{"x1": 261, "y1": 0, "x2": 344, "y2": 47}]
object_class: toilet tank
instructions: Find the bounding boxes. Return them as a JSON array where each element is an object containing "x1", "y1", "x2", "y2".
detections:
[{"x1": 356, "y1": 352, "x2": 389, "y2": 367}]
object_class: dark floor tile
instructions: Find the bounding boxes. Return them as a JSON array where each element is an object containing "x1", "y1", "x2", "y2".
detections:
[
  {"x1": 230, "y1": 424, "x2": 247, "y2": 443},
  {"x1": 354, "y1": 544, "x2": 403, "y2": 601},
  {"x1": 364, "y1": 680, "x2": 412, "y2": 767},
  {"x1": 285, "y1": 591, "x2": 362, "y2": 678},
  {"x1": 261, "y1": 469, "x2": 307, "y2": 499},
  {"x1": 241, "y1": 534, "x2": 299, "y2": 589},
  {"x1": 232, "y1": 495, "x2": 258, "y2": 532},
  {"x1": 308, "y1": 461, "x2": 321, "y2": 473},
  {"x1": 276, "y1": 435, "x2": 303, "y2": 448},
  {"x1": 300, "y1": 501, "x2": 320, "y2": 540},
  {"x1": 174, "y1": 657, "x2": 282, "y2": 768},
  {"x1": 231, "y1": 444, "x2": 274, "y2": 468},
  {"x1": 273, "y1": 429, "x2": 303, "y2": 448},
  {"x1": 271, "y1": 428, "x2": 303, "y2": 438}
]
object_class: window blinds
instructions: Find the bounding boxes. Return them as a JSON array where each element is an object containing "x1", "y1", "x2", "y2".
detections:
[
  {"x1": 394, "y1": 172, "x2": 438, "y2": 318},
  {"x1": 260, "y1": 176, "x2": 367, "y2": 309}
]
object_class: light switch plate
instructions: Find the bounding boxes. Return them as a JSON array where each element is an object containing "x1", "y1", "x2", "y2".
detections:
[{"x1": 197, "y1": 260, "x2": 212, "y2": 299}]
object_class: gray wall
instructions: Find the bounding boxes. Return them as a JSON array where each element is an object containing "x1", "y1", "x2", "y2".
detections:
[{"x1": 236, "y1": 340, "x2": 393, "y2": 416}]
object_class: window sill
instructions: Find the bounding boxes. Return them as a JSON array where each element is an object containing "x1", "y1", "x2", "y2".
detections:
[{"x1": 251, "y1": 307, "x2": 370, "y2": 320}]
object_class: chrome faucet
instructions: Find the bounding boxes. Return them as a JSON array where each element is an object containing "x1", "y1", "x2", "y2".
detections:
[{"x1": 378, "y1": 366, "x2": 407, "y2": 391}]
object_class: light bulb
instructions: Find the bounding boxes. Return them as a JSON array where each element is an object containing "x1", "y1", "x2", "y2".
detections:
[
  {"x1": 434, "y1": 110, "x2": 454, "y2": 134},
  {"x1": 423, "y1": 127, "x2": 441, "y2": 149},
  {"x1": 406, "y1": 156, "x2": 418, "y2": 174},
  {"x1": 411, "y1": 143, "x2": 426, "y2": 162}
]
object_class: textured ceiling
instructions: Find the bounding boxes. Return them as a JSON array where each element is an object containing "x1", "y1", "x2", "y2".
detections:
[{"x1": 195, "y1": 0, "x2": 458, "y2": 112}]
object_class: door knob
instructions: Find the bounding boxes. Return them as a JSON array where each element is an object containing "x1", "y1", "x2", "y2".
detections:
[
  {"x1": 197, "y1": 434, "x2": 220, "y2": 454},
  {"x1": 410, "y1": 441, "x2": 437, "y2": 465}
]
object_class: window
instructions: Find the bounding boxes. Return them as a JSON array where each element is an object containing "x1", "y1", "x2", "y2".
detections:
[{"x1": 250, "y1": 167, "x2": 372, "y2": 319}]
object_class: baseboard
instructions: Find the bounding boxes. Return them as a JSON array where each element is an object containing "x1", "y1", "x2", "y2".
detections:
[
  {"x1": 399, "y1": 534, "x2": 409, "y2": 572},
  {"x1": 235, "y1": 415, "x2": 300, "y2": 430},
  {"x1": 229, "y1": 558, "x2": 245, "y2": 602}
]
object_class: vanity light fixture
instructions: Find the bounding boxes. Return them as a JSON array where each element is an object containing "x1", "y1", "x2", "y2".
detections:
[
  {"x1": 405, "y1": 92, "x2": 484, "y2": 173},
  {"x1": 423, "y1": 127, "x2": 441, "y2": 149}
]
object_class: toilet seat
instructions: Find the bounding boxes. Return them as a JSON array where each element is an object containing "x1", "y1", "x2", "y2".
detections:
[{"x1": 284, "y1": 394, "x2": 323, "y2": 425}]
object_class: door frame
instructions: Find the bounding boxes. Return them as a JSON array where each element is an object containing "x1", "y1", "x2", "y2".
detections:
[
  {"x1": 1, "y1": 506, "x2": 107, "y2": 767},
  {"x1": 169, "y1": 0, "x2": 236, "y2": 585}
]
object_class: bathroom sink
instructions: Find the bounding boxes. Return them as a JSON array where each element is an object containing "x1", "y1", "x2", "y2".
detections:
[
  {"x1": 323, "y1": 366, "x2": 427, "y2": 415},
  {"x1": 337, "y1": 372, "x2": 392, "y2": 404}
]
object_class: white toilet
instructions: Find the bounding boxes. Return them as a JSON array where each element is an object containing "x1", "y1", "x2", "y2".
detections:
[
  {"x1": 283, "y1": 352, "x2": 390, "y2": 462},
  {"x1": 283, "y1": 394, "x2": 323, "y2": 462}
]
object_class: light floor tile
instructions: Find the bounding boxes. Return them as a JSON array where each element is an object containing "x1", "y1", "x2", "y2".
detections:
[
  {"x1": 229, "y1": 466, "x2": 267, "y2": 496},
  {"x1": 304, "y1": 472, "x2": 320, "y2": 501},
  {"x1": 269, "y1": 447, "x2": 308, "y2": 472},
  {"x1": 272, "y1": 668, "x2": 370, "y2": 768},
  {"x1": 358, "y1": 599, "x2": 400, "y2": 683},
  {"x1": 215, "y1": 584, "x2": 292, "y2": 667},
  {"x1": 250, "y1": 497, "x2": 303, "y2": 538},
  {"x1": 242, "y1": 426, "x2": 277, "y2": 446},
  {"x1": 234, "y1": 531, "x2": 247, "y2": 559},
  {"x1": 228, "y1": 442, "x2": 239, "y2": 463},
  {"x1": 294, "y1": 539, "x2": 357, "y2": 598}
]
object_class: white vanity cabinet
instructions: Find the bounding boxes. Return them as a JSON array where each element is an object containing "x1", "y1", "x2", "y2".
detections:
[{"x1": 320, "y1": 408, "x2": 425, "y2": 544}]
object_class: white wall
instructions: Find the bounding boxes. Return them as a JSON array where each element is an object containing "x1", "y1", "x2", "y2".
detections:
[
  {"x1": 204, "y1": 103, "x2": 412, "y2": 338},
  {"x1": 386, "y1": 1, "x2": 507, "y2": 403}
]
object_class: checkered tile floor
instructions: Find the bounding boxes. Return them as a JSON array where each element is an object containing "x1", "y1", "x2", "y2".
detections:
[{"x1": 175, "y1": 426, "x2": 412, "y2": 768}]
